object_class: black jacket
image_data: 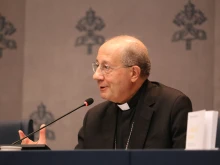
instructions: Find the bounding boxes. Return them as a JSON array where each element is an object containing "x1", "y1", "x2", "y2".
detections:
[{"x1": 75, "y1": 81, "x2": 192, "y2": 149}]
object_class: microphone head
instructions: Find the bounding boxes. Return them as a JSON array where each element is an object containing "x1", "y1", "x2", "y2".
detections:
[{"x1": 84, "y1": 98, "x2": 94, "y2": 106}]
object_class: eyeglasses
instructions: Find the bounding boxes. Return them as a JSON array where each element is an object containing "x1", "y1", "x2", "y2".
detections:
[{"x1": 92, "y1": 62, "x2": 132, "y2": 75}]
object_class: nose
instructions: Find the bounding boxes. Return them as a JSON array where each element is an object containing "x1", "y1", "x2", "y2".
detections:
[{"x1": 93, "y1": 68, "x2": 104, "y2": 80}]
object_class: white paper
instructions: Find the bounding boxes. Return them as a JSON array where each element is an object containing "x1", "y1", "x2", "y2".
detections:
[
  {"x1": 185, "y1": 110, "x2": 218, "y2": 150},
  {"x1": 204, "y1": 111, "x2": 218, "y2": 149},
  {"x1": 186, "y1": 110, "x2": 206, "y2": 149}
]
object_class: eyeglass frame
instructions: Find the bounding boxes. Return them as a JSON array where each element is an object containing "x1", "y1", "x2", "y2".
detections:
[{"x1": 92, "y1": 62, "x2": 133, "y2": 75}]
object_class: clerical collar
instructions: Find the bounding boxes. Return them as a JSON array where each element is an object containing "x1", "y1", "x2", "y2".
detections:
[
  {"x1": 117, "y1": 103, "x2": 130, "y2": 111},
  {"x1": 116, "y1": 80, "x2": 149, "y2": 111}
]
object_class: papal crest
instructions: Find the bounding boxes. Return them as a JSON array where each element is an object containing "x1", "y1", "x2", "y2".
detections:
[
  {"x1": 75, "y1": 8, "x2": 105, "y2": 54},
  {"x1": 172, "y1": 1, "x2": 207, "y2": 50},
  {"x1": 0, "y1": 13, "x2": 17, "y2": 58},
  {"x1": 30, "y1": 103, "x2": 56, "y2": 140}
]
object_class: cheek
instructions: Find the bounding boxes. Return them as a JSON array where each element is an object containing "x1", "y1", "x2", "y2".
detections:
[
  {"x1": 106, "y1": 71, "x2": 131, "y2": 90},
  {"x1": 112, "y1": 74, "x2": 130, "y2": 91}
]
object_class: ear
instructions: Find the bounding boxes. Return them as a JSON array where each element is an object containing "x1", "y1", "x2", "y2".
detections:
[{"x1": 130, "y1": 66, "x2": 141, "y2": 82}]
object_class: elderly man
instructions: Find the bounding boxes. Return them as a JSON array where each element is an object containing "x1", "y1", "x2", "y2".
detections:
[{"x1": 19, "y1": 35, "x2": 192, "y2": 149}]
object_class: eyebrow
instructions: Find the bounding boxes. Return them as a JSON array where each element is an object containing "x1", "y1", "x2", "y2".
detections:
[{"x1": 95, "y1": 60, "x2": 109, "y2": 64}]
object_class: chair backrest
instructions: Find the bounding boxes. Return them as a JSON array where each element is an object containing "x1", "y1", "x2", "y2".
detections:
[
  {"x1": 216, "y1": 117, "x2": 220, "y2": 148},
  {"x1": 0, "y1": 119, "x2": 34, "y2": 145}
]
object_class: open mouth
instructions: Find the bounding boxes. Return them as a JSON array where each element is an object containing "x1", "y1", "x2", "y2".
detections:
[{"x1": 100, "y1": 86, "x2": 107, "y2": 90}]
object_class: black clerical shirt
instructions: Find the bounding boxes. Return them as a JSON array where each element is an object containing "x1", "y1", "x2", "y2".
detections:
[{"x1": 115, "y1": 81, "x2": 146, "y2": 149}]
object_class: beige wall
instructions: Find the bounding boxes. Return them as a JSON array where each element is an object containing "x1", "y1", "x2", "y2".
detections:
[
  {"x1": 22, "y1": 0, "x2": 216, "y2": 149},
  {"x1": 0, "y1": 0, "x2": 219, "y2": 149},
  {"x1": 214, "y1": 0, "x2": 220, "y2": 111},
  {"x1": 0, "y1": 0, "x2": 25, "y2": 120}
]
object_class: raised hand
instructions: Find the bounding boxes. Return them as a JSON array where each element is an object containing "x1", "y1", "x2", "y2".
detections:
[{"x1": 18, "y1": 124, "x2": 47, "y2": 144}]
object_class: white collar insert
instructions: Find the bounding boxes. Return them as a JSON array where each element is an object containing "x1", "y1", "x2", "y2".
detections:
[{"x1": 117, "y1": 103, "x2": 130, "y2": 111}]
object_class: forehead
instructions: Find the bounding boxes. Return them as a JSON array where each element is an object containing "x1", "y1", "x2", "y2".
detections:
[{"x1": 96, "y1": 43, "x2": 123, "y2": 64}]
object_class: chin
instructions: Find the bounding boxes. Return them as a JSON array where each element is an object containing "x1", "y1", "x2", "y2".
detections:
[
  {"x1": 100, "y1": 93, "x2": 108, "y2": 100},
  {"x1": 100, "y1": 94, "x2": 114, "y2": 102}
]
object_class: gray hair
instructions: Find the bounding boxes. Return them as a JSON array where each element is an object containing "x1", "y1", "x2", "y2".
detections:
[
  {"x1": 120, "y1": 37, "x2": 151, "y2": 77},
  {"x1": 105, "y1": 35, "x2": 151, "y2": 77},
  {"x1": 122, "y1": 48, "x2": 151, "y2": 77}
]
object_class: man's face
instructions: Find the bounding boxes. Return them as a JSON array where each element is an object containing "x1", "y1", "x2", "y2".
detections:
[{"x1": 93, "y1": 44, "x2": 132, "y2": 103}]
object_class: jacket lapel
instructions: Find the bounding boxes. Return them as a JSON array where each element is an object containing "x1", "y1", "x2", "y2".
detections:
[
  {"x1": 101, "y1": 103, "x2": 118, "y2": 149},
  {"x1": 130, "y1": 81, "x2": 158, "y2": 149}
]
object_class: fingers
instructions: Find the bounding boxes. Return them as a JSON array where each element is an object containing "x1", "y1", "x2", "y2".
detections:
[
  {"x1": 18, "y1": 130, "x2": 26, "y2": 139},
  {"x1": 38, "y1": 124, "x2": 47, "y2": 144},
  {"x1": 18, "y1": 130, "x2": 29, "y2": 144},
  {"x1": 18, "y1": 124, "x2": 47, "y2": 145}
]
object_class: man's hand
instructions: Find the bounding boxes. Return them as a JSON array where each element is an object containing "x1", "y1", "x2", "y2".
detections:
[{"x1": 18, "y1": 124, "x2": 47, "y2": 144}]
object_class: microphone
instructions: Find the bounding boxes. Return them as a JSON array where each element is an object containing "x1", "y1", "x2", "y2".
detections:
[{"x1": 12, "y1": 98, "x2": 94, "y2": 145}]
